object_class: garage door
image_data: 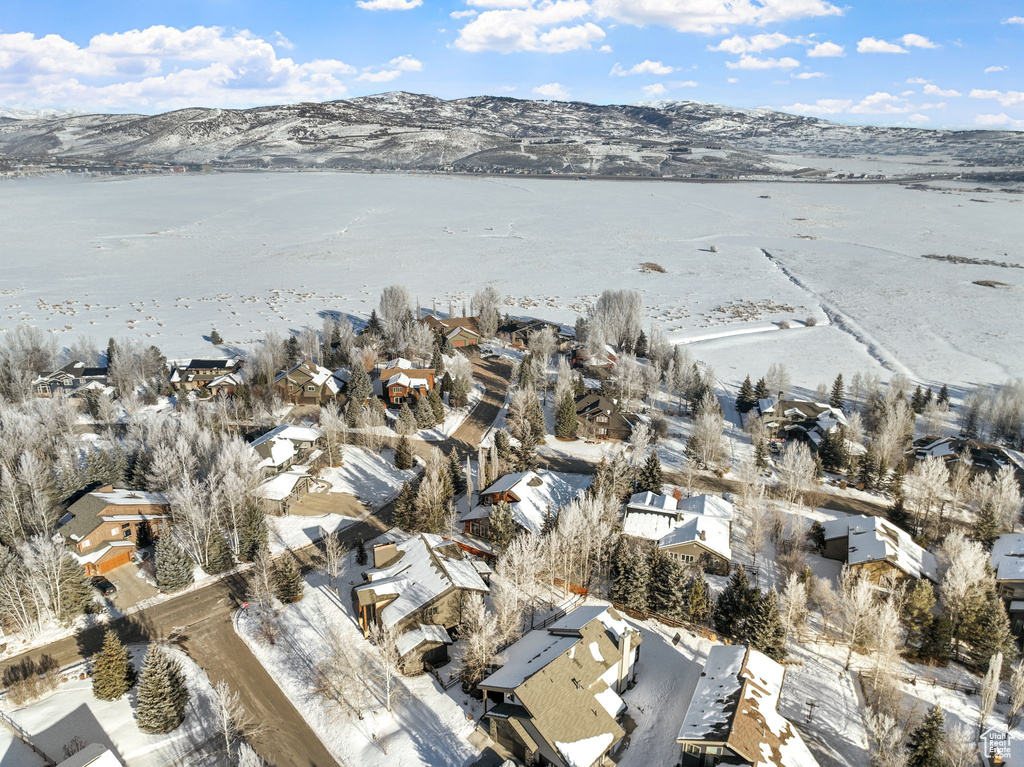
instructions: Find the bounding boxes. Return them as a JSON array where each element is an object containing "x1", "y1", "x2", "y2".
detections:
[{"x1": 97, "y1": 548, "x2": 133, "y2": 574}]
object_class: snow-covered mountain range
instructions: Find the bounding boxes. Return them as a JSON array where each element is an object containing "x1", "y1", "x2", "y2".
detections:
[{"x1": 1, "y1": 92, "x2": 1021, "y2": 176}]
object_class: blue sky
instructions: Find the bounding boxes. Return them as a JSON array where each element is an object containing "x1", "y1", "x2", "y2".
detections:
[{"x1": 1, "y1": 0, "x2": 1022, "y2": 128}]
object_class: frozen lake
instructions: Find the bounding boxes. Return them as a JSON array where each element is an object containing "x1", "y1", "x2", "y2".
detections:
[{"x1": 1, "y1": 171, "x2": 1021, "y2": 391}]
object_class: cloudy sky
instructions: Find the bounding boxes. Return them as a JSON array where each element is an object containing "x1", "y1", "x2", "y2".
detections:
[{"x1": 1, "y1": 0, "x2": 1022, "y2": 128}]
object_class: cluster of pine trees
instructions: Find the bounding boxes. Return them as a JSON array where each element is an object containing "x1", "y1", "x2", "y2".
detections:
[
  {"x1": 712, "y1": 567, "x2": 787, "y2": 661},
  {"x1": 392, "y1": 448, "x2": 466, "y2": 534},
  {"x1": 610, "y1": 539, "x2": 713, "y2": 624}
]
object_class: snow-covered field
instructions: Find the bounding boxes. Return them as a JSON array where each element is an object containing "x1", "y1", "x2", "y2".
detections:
[
  {"x1": 1, "y1": 173, "x2": 1020, "y2": 390},
  {"x1": 0, "y1": 646, "x2": 220, "y2": 767},
  {"x1": 319, "y1": 447, "x2": 419, "y2": 508}
]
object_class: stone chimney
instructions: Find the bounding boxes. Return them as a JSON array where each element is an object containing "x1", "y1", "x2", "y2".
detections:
[
  {"x1": 373, "y1": 541, "x2": 399, "y2": 568},
  {"x1": 616, "y1": 628, "x2": 635, "y2": 694}
]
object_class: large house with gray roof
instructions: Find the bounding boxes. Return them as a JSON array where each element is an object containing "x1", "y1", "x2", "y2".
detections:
[
  {"x1": 622, "y1": 492, "x2": 734, "y2": 575},
  {"x1": 57, "y1": 485, "x2": 170, "y2": 575},
  {"x1": 821, "y1": 515, "x2": 937, "y2": 585},
  {"x1": 478, "y1": 605, "x2": 641, "y2": 767},
  {"x1": 677, "y1": 645, "x2": 818, "y2": 767}
]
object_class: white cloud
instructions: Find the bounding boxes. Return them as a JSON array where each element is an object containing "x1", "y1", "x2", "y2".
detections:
[
  {"x1": 709, "y1": 33, "x2": 797, "y2": 54},
  {"x1": 1001, "y1": 16, "x2": 1024, "y2": 24},
  {"x1": 727, "y1": 77, "x2": 739, "y2": 83},
  {"x1": 599, "y1": 44, "x2": 613, "y2": 52},
  {"x1": 900, "y1": 90, "x2": 915, "y2": 96},
  {"x1": 533, "y1": 82, "x2": 570, "y2": 99},
  {"x1": 984, "y1": 65, "x2": 1006, "y2": 73},
  {"x1": 900, "y1": 33, "x2": 938, "y2": 49},
  {"x1": 273, "y1": 32, "x2": 295, "y2": 50},
  {"x1": 849, "y1": 91, "x2": 914, "y2": 114},
  {"x1": 922, "y1": 83, "x2": 960, "y2": 97},
  {"x1": 450, "y1": 10, "x2": 478, "y2": 18},
  {"x1": 857, "y1": 37, "x2": 908, "y2": 54},
  {"x1": 467, "y1": 0, "x2": 533, "y2": 6},
  {"x1": 610, "y1": 60, "x2": 675, "y2": 76},
  {"x1": 356, "y1": 0, "x2": 423, "y2": 9},
  {"x1": 806, "y1": 41, "x2": 844, "y2": 57},
  {"x1": 906, "y1": 77, "x2": 929, "y2": 84},
  {"x1": 590, "y1": 0, "x2": 842, "y2": 35},
  {"x1": 791, "y1": 71, "x2": 826, "y2": 79},
  {"x1": 454, "y1": 2, "x2": 605, "y2": 53},
  {"x1": 906, "y1": 113, "x2": 930, "y2": 122},
  {"x1": 726, "y1": 54, "x2": 799, "y2": 70},
  {"x1": 782, "y1": 98, "x2": 852, "y2": 115},
  {"x1": 970, "y1": 88, "x2": 1024, "y2": 107},
  {"x1": 0, "y1": 25, "x2": 430, "y2": 111},
  {"x1": 642, "y1": 83, "x2": 667, "y2": 98},
  {"x1": 975, "y1": 112, "x2": 1024, "y2": 127}
]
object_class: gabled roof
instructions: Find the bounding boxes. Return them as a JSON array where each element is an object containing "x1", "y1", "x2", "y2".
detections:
[
  {"x1": 175, "y1": 358, "x2": 238, "y2": 371},
  {"x1": 59, "y1": 488, "x2": 169, "y2": 542},
  {"x1": 355, "y1": 532, "x2": 488, "y2": 627},
  {"x1": 623, "y1": 493, "x2": 734, "y2": 559},
  {"x1": 659, "y1": 517, "x2": 732, "y2": 561},
  {"x1": 250, "y1": 424, "x2": 323, "y2": 448},
  {"x1": 677, "y1": 645, "x2": 818, "y2": 767},
  {"x1": 822, "y1": 515, "x2": 937, "y2": 581},
  {"x1": 258, "y1": 469, "x2": 310, "y2": 501},
  {"x1": 276, "y1": 360, "x2": 340, "y2": 394},
  {"x1": 991, "y1": 534, "x2": 1024, "y2": 582},
  {"x1": 465, "y1": 471, "x2": 590, "y2": 536}
]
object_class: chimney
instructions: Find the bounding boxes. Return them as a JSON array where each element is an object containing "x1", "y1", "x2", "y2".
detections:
[
  {"x1": 373, "y1": 541, "x2": 399, "y2": 568},
  {"x1": 778, "y1": 390, "x2": 784, "y2": 402},
  {"x1": 616, "y1": 623, "x2": 634, "y2": 694},
  {"x1": 700, "y1": 529, "x2": 706, "y2": 541}
]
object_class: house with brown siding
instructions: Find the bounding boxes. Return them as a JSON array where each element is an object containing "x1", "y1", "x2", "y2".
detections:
[
  {"x1": 353, "y1": 531, "x2": 489, "y2": 673},
  {"x1": 478, "y1": 605, "x2": 641, "y2": 767},
  {"x1": 622, "y1": 492, "x2": 734, "y2": 575},
  {"x1": 33, "y1": 361, "x2": 110, "y2": 398},
  {"x1": 421, "y1": 314, "x2": 482, "y2": 347},
  {"x1": 575, "y1": 394, "x2": 634, "y2": 441},
  {"x1": 274, "y1": 360, "x2": 341, "y2": 405},
  {"x1": 377, "y1": 358, "x2": 436, "y2": 406},
  {"x1": 169, "y1": 358, "x2": 241, "y2": 392},
  {"x1": 821, "y1": 515, "x2": 937, "y2": 585},
  {"x1": 57, "y1": 486, "x2": 170, "y2": 575}
]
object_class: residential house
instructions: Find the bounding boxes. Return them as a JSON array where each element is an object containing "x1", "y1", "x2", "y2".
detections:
[
  {"x1": 376, "y1": 358, "x2": 436, "y2": 406},
  {"x1": 622, "y1": 492, "x2": 734, "y2": 575},
  {"x1": 575, "y1": 394, "x2": 634, "y2": 441},
  {"x1": 56, "y1": 744, "x2": 124, "y2": 767},
  {"x1": 757, "y1": 397, "x2": 846, "y2": 451},
  {"x1": 33, "y1": 361, "x2": 109, "y2": 398},
  {"x1": 677, "y1": 645, "x2": 819, "y2": 767},
  {"x1": 478, "y1": 605, "x2": 641, "y2": 767},
  {"x1": 353, "y1": 531, "x2": 490, "y2": 673},
  {"x1": 57, "y1": 486, "x2": 170, "y2": 575},
  {"x1": 991, "y1": 534, "x2": 1024, "y2": 636},
  {"x1": 498, "y1": 318, "x2": 569, "y2": 350},
  {"x1": 821, "y1": 515, "x2": 937, "y2": 584},
  {"x1": 913, "y1": 436, "x2": 1024, "y2": 474},
  {"x1": 421, "y1": 314, "x2": 482, "y2": 347},
  {"x1": 205, "y1": 370, "x2": 245, "y2": 397},
  {"x1": 274, "y1": 360, "x2": 341, "y2": 405},
  {"x1": 461, "y1": 471, "x2": 590, "y2": 541},
  {"x1": 168, "y1": 358, "x2": 241, "y2": 392},
  {"x1": 258, "y1": 468, "x2": 315, "y2": 515},
  {"x1": 570, "y1": 344, "x2": 617, "y2": 370},
  {"x1": 250, "y1": 424, "x2": 324, "y2": 472}
]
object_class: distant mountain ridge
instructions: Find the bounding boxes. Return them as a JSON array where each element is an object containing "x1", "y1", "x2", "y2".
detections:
[{"x1": 1, "y1": 91, "x2": 1021, "y2": 177}]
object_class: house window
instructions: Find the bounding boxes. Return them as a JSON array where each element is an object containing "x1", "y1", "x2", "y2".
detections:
[
  {"x1": 685, "y1": 745, "x2": 700, "y2": 754},
  {"x1": 111, "y1": 527, "x2": 119, "y2": 536},
  {"x1": 122, "y1": 523, "x2": 133, "y2": 540},
  {"x1": 598, "y1": 428, "x2": 607, "y2": 435},
  {"x1": 393, "y1": 387, "x2": 402, "y2": 394},
  {"x1": 82, "y1": 538, "x2": 90, "y2": 548},
  {"x1": 597, "y1": 415, "x2": 608, "y2": 424},
  {"x1": 306, "y1": 385, "x2": 316, "y2": 392}
]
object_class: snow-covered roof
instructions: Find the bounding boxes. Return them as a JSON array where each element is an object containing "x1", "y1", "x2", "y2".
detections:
[
  {"x1": 396, "y1": 624, "x2": 452, "y2": 658},
  {"x1": 250, "y1": 423, "x2": 323, "y2": 448},
  {"x1": 678, "y1": 645, "x2": 818, "y2": 767},
  {"x1": 356, "y1": 532, "x2": 488, "y2": 627},
  {"x1": 206, "y1": 371, "x2": 244, "y2": 388},
  {"x1": 992, "y1": 534, "x2": 1024, "y2": 582},
  {"x1": 384, "y1": 357, "x2": 414, "y2": 370},
  {"x1": 626, "y1": 490, "x2": 678, "y2": 514},
  {"x1": 386, "y1": 372, "x2": 430, "y2": 389},
  {"x1": 822, "y1": 515, "x2": 937, "y2": 582},
  {"x1": 254, "y1": 435, "x2": 296, "y2": 469},
  {"x1": 258, "y1": 470, "x2": 310, "y2": 501},
  {"x1": 92, "y1": 489, "x2": 168, "y2": 506},
  {"x1": 555, "y1": 733, "x2": 615, "y2": 767},
  {"x1": 465, "y1": 471, "x2": 590, "y2": 536},
  {"x1": 678, "y1": 494, "x2": 735, "y2": 520},
  {"x1": 659, "y1": 517, "x2": 732, "y2": 561}
]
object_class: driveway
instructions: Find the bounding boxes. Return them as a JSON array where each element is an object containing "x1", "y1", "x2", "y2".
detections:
[
  {"x1": 103, "y1": 562, "x2": 159, "y2": 611},
  {"x1": 289, "y1": 491, "x2": 365, "y2": 518}
]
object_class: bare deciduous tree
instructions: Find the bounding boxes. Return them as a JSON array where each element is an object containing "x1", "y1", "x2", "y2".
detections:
[
  {"x1": 370, "y1": 621, "x2": 401, "y2": 712},
  {"x1": 777, "y1": 443, "x2": 815, "y2": 507}
]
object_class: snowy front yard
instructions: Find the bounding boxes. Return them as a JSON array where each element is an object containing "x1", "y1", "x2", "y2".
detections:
[
  {"x1": 1, "y1": 646, "x2": 221, "y2": 767},
  {"x1": 319, "y1": 447, "x2": 421, "y2": 509},
  {"x1": 234, "y1": 548, "x2": 479, "y2": 767}
]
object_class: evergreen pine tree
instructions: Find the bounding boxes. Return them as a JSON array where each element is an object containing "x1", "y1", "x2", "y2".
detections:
[
  {"x1": 238, "y1": 506, "x2": 268, "y2": 563},
  {"x1": 355, "y1": 537, "x2": 368, "y2": 566},
  {"x1": 713, "y1": 566, "x2": 757, "y2": 639},
  {"x1": 415, "y1": 395, "x2": 437, "y2": 428},
  {"x1": 888, "y1": 495, "x2": 912, "y2": 530},
  {"x1": 203, "y1": 529, "x2": 234, "y2": 575},
  {"x1": 440, "y1": 371, "x2": 453, "y2": 398},
  {"x1": 393, "y1": 482, "x2": 417, "y2": 531},
  {"x1": 906, "y1": 705, "x2": 945, "y2": 767},
  {"x1": 962, "y1": 593, "x2": 1017, "y2": 670},
  {"x1": 106, "y1": 337, "x2": 117, "y2": 368},
  {"x1": 155, "y1": 533, "x2": 194, "y2": 592},
  {"x1": 488, "y1": 502, "x2": 517, "y2": 551},
  {"x1": 635, "y1": 451, "x2": 664, "y2": 494},
  {"x1": 647, "y1": 547, "x2": 686, "y2": 617},
  {"x1": 858, "y1": 443, "x2": 878, "y2": 488},
  {"x1": 285, "y1": 336, "x2": 301, "y2": 366},
  {"x1": 396, "y1": 402, "x2": 418, "y2": 435},
  {"x1": 135, "y1": 646, "x2": 189, "y2": 734},
  {"x1": 448, "y1": 451, "x2": 466, "y2": 495},
  {"x1": 684, "y1": 577, "x2": 713, "y2": 624},
  {"x1": 923, "y1": 387, "x2": 933, "y2": 408},
  {"x1": 936, "y1": 384, "x2": 950, "y2": 406},
  {"x1": 910, "y1": 385, "x2": 925, "y2": 414},
  {"x1": 902, "y1": 579, "x2": 936, "y2": 652},
  {"x1": 813, "y1": 452, "x2": 825, "y2": 479},
  {"x1": 274, "y1": 557, "x2": 304, "y2": 603},
  {"x1": 431, "y1": 344, "x2": 444, "y2": 375},
  {"x1": 746, "y1": 589, "x2": 787, "y2": 661},
  {"x1": 610, "y1": 540, "x2": 651, "y2": 611},
  {"x1": 736, "y1": 375, "x2": 756, "y2": 414},
  {"x1": 634, "y1": 331, "x2": 648, "y2": 358},
  {"x1": 450, "y1": 375, "x2": 469, "y2": 408},
  {"x1": 345, "y1": 363, "x2": 372, "y2": 412},
  {"x1": 92, "y1": 630, "x2": 134, "y2": 701},
  {"x1": 364, "y1": 309, "x2": 382, "y2": 337},
  {"x1": 555, "y1": 392, "x2": 578, "y2": 440},
  {"x1": 754, "y1": 377, "x2": 770, "y2": 401},
  {"x1": 818, "y1": 428, "x2": 847, "y2": 473},
  {"x1": 919, "y1": 615, "x2": 952, "y2": 664},
  {"x1": 973, "y1": 500, "x2": 999, "y2": 550},
  {"x1": 210, "y1": 328, "x2": 223, "y2": 345},
  {"x1": 573, "y1": 374, "x2": 586, "y2": 399},
  {"x1": 429, "y1": 386, "x2": 446, "y2": 424},
  {"x1": 830, "y1": 373, "x2": 845, "y2": 411},
  {"x1": 754, "y1": 439, "x2": 769, "y2": 471},
  {"x1": 395, "y1": 435, "x2": 415, "y2": 470},
  {"x1": 888, "y1": 458, "x2": 907, "y2": 499},
  {"x1": 494, "y1": 430, "x2": 513, "y2": 468}
]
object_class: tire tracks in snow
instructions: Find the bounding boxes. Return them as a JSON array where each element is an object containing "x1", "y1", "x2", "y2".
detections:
[{"x1": 759, "y1": 248, "x2": 916, "y2": 379}]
